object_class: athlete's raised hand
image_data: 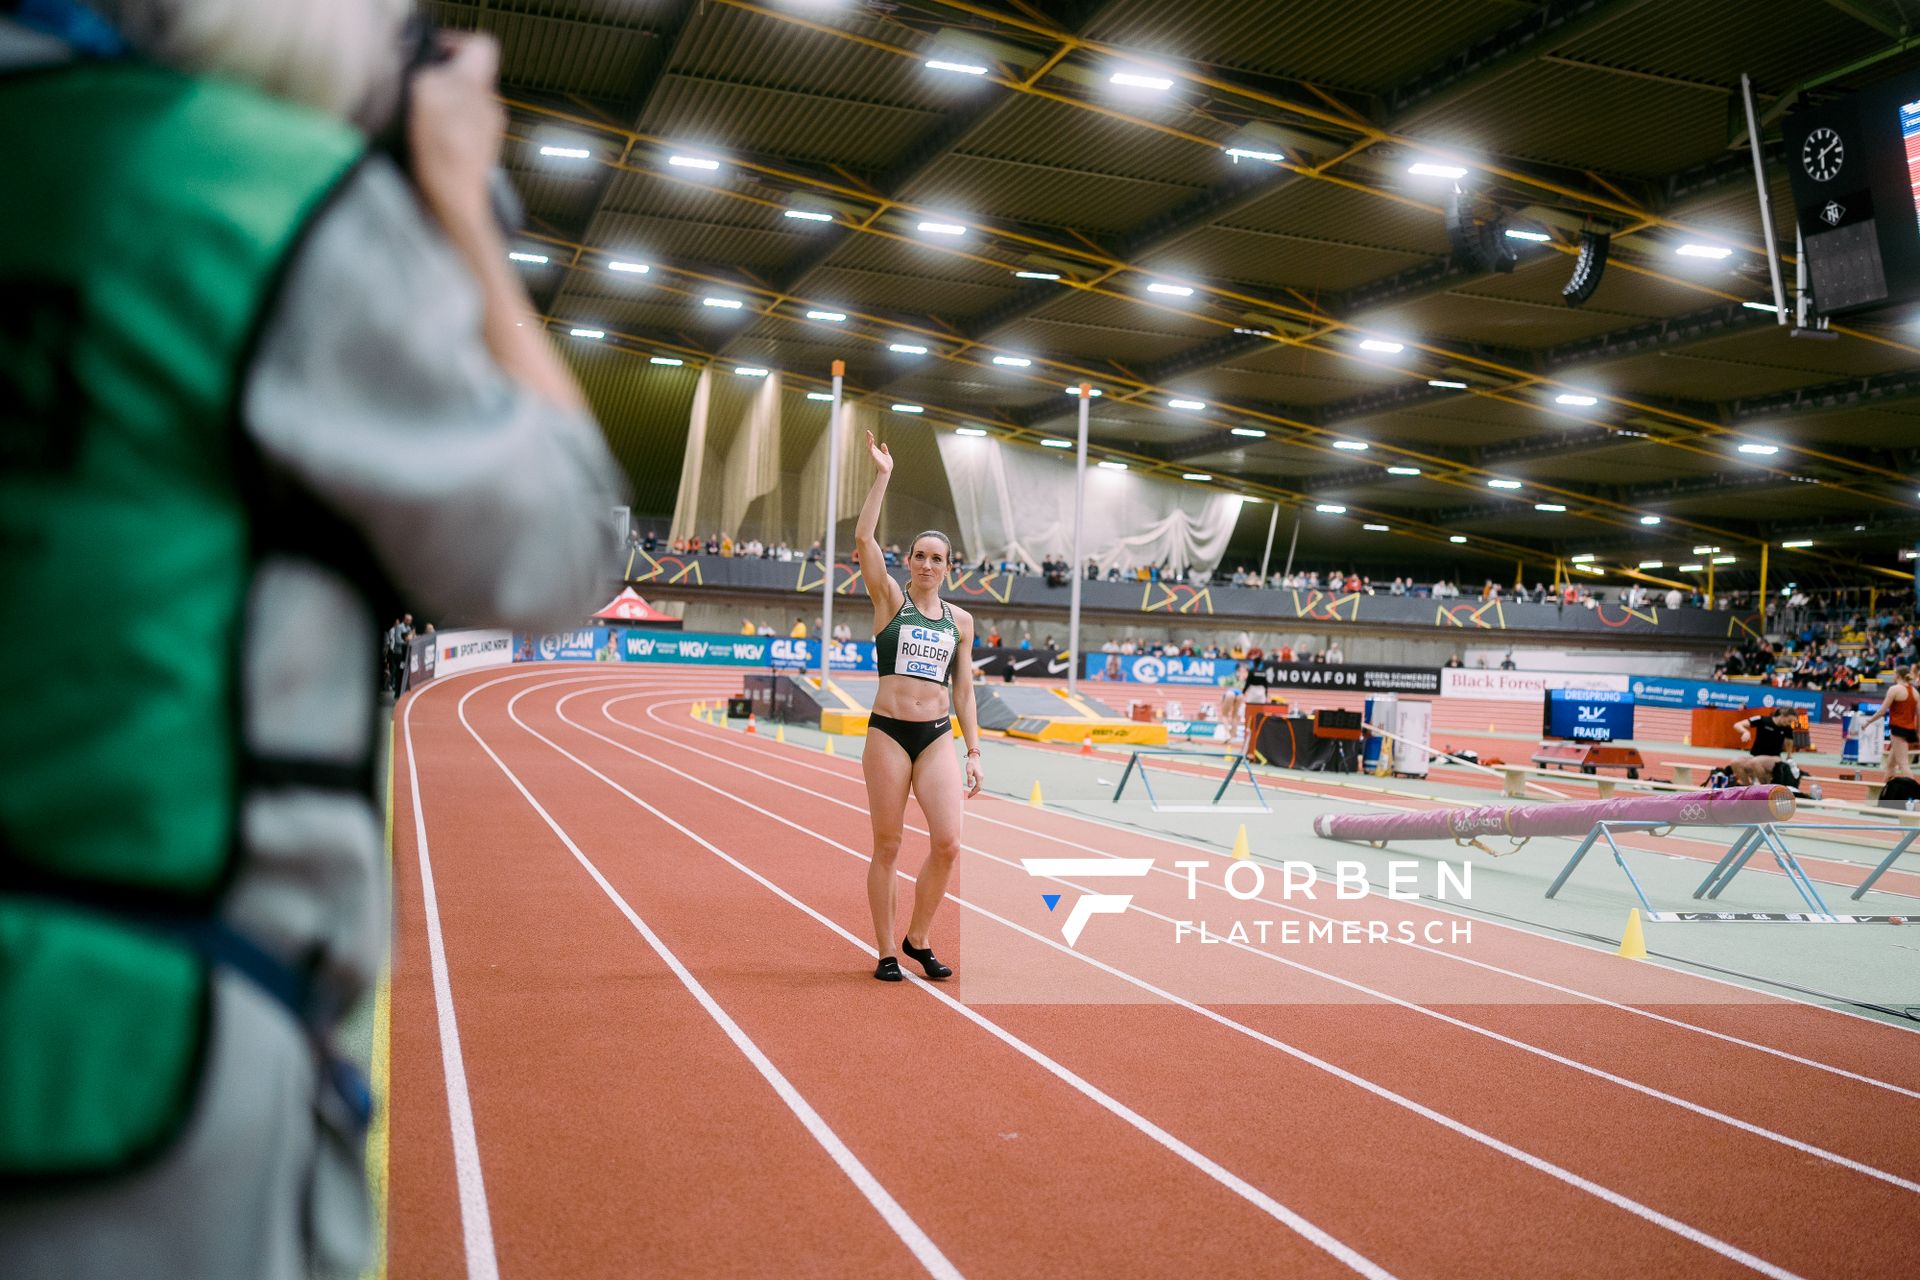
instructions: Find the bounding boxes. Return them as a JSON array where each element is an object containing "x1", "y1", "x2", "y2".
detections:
[{"x1": 866, "y1": 430, "x2": 893, "y2": 475}]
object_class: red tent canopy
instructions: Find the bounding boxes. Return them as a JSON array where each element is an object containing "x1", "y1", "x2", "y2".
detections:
[{"x1": 592, "y1": 588, "x2": 683, "y2": 629}]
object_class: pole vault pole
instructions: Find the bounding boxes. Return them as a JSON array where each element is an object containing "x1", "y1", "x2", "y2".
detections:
[
  {"x1": 1256, "y1": 501, "x2": 1279, "y2": 584},
  {"x1": 819, "y1": 359, "x2": 845, "y2": 690},
  {"x1": 1067, "y1": 382, "x2": 1091, "y2": 697}
]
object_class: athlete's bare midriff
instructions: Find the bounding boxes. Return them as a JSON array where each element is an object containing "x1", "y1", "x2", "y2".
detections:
[{"x1": 871, "y1": 670, "x2": 955, "y2": 721}]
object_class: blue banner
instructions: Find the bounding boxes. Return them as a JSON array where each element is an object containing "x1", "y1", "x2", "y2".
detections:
[
  {"x1": 1625, "y1": 675, "x2": 1822, "y2": 716},
  {"x1": 1085, "y1": 653, "x2": 1240, "y2": 686},
  {"x1": 516, "y1": 628, "x2": 877, "y2": 671},
  {"x1": 1544, "y1": 688, "x2": 1635, "y2": 742}
]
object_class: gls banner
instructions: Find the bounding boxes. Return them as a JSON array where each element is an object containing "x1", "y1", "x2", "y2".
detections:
[
  {"x1": 516, "y1": 627, "x2": 878, "y2": 670},
  {"x1": 1626, "y1": 675, "x2": 1823, "y2": 716}
]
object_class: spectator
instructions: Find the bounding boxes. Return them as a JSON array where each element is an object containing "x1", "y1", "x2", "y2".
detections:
[
  {"x1": 790, "y1": 615, "x2": 808, "y2": 638},
  {"x1": 1499, "y1": 651, "x2": 1517, "y2": 670},
  {"x1": 383, "y1": 613, "x2": 414, "y2": 696},
  {"x1": 1664, "y1": 586, "x2": 1683, "y2": 610},
  {"x1": 1445, "y1": 653, "x2": 1464, "y2": 668},
  {"x1": 1325, "y1": 641, "x2": 1345, "y2": 664}
]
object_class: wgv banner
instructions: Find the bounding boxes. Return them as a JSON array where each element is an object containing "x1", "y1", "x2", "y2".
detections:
[
  {"x1": 1625, "y1": 675, "x2": 1822, "y2": 716},
  {"x1": 1085, "y1": 653, "x2": 1240, "y2": 686},
  {"x1": 516, "y1": 627, "x2": 878, "y2": 671}
]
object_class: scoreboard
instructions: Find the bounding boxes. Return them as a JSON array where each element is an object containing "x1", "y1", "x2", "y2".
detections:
[{"x1": 1783, "y1": 64, "x2": 1920, "y2": 317}]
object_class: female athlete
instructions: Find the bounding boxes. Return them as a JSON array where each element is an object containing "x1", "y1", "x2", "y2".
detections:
[{"x1": 855, "y1": 431, "x2": 982, "y2": 981}]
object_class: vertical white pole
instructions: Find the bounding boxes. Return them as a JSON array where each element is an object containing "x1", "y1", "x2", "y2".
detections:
[
  {"x1": 1256, "y1": 502, "x2": 1279, "y2": 584},
  {"x1": 1067, "y1": 383, "x2": 1091, "y2": 696},
  {"x1": 820, "y1": 360, "x2": 845, "y2": 688},
  {"x1": 1742, "y1": 73, "x2": 1788, "y2": 325}
]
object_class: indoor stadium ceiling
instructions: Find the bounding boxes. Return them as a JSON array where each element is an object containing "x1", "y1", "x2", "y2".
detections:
[{"x1": 431, "y1": 0, "x2": 1920, "y2": 588}]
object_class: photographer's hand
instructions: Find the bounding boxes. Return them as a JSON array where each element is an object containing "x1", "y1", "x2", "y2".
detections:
[{"x1": 410, "y1": 34, "x2": 585, "y2": 412}]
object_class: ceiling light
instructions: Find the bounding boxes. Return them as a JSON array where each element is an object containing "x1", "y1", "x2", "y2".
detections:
[
  {"x1": 1064, "y1": 385, "x2": 1103, "y2": 396},
  {"x1": 1225, "y1": 147, "x2": 1286, "y2": 163},
  {"x1": 1676, "y1": 244, "x2": 1733, "y2": 259},
  {"x1": 667, "y1": 154, "x2": 720, "y2": 171},
  {"x1": 1183, "y1": 473, "x2": 1212, "y2": 481},
  {"x1": 1504, "y1": 228, "x2": 1551, "y2": 242},
  {"x1": 539, "y1": 145, "x2": 591, "y2": 159},
  {"x1": 1098, "y1": 460, "x2": 1129, "y2": 471},
  {"x1": 568, "y1": 328, "x2": 605, "y2": 339},
  {"x1": 805, "y1": 309, "x2": 846, "y2": 322},
  {"x1": 1363, "y1": 523, "x2": 1390, "y2": 532},
  {"x1": 733, "y1": 366, "x2": 769, "y2": 377},
  {"x1": 1679, "y1": 563, "x2": 1704, "y2": 572},
  {"x1": 925, "y1": 59, "x2": 988, "y2": 75},
  {"x1": 917, "y1": 221, "x2": 966, "y2": 236},
  {"x1": 1332, "y1": 440, "x2": 1369, "y2": 451},
  {"x1": 1742, "y1": 301, "x2": 1783, "y2": 313},
  {"x1": 1639, "y1": 560, "x2": 1664, "y2": 569},
  {"x1": 702, "y1": 297, "x2": 744, "y2": 309},
  {"x1": 1386, "y1": 466, "x2": 1421, "y2": 476},
  {"x1": 1168, "y1": 398, "x2": 1206, "y2": 410},
  {"x1": 1015, "y1": 270, "x2": 1062, "y2": 280},
  {"x1": 892, "y1": 404, "x2": 924, "y2": 414},
  {"x1": 607, "y1": 260, "x2": 649, "y2": 274},
  {"x1": 1555, "y1": 393, "x2": 1598, "y2": 406},
  {"x1": 1427, "y1": 379, "x2": 1467, "y2": 390},
  {"x1": 1409, "y1": 162, "x2": 1469, "y2": 179},
  {"x1": 1487, "y1": 479, "x2": 1522, "y2": 490},
  {"x1": 1780, "y1": 538, "x2": 1813, "y2": 548},
  {"x1": 806, "y1": 391, "x2": 834, "y2": 401},
  {"x1": 1639, "y1": 515, "x2": 1662, "y2": 525},
  {"x1": 507, "y1": 252, "x2": 548, "y2": 264},
  {"x1": 1692, "y1": 545, "x2": 1720, "y2": 554},
  {"x1": 991, "y1": 355, "x2": 1032, "y2": 367},
  {"x1": 1535, "y1": 503, "x2": 1567, "y2": 512},
  {"x1": 1358, "y1": 338, "x2": 1404, "y2": 353},
  {"x1": 1230, "y1": 427, "x2": 1266, "y2": 438},
  {"x1": 783, "y1": 209, "x2": 833, "y2": 222},
  {"x1": 1575, "y1": 563, "x2": 1602, "y2": 574},
  {"x1": 1571, "y1": 553, "x2": 1597, "y2": 563},
  {"x1": 1449, "y1": 535, "x2": 1468, "y2": 543},
  {"x1": 955, "y1": 427, "x2": 987, "y2": 437},
  {"x1": 1712, "y1": 555, "x2": 1737, "y2": 564},
  {"x1": 1147, "y1": 282, "x2": 1194, "y2": 297},
  {"x1": 889, "y1": 343, "x2": 929, "y2": 354},
  {"x1": 1234, "y1": 327, "x2": 1273, "y2": 336},
  {"x1": 1041, "y1": 438, "x2": 1073, "y2": 448},
  {"x1": 1737, "y1": 443, "x2": 1779, "y2": 455},
  {"x1": 1315, "y1": 504, "x2": 1347, "y2": 514},
  {"x1": 649, "y1": 356, "x2": 683, "y2": 366},
  {"x1": 1110, "y1": 71, "x2": 1173, "y2": 90}
]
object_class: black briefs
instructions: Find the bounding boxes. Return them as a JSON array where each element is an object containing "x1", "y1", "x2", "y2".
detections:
[{"x1": 868, "y1": 713, "x2": 952, "y2": 762}]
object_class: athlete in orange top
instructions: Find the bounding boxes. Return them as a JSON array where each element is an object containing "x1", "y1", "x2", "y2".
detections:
[{"x1": 1856, "y1": 666, "x2": 1916, "y2": 779}]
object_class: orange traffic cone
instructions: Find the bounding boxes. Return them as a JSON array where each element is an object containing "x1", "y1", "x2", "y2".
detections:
[
  {"x1": 1079, "y1": 733, "x2": 1094, "y2": 756},
  {"x1": 745, "y1": 713, "x2": 758, "y2": 735}
]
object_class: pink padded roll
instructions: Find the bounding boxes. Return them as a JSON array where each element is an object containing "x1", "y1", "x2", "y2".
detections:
[{"x1": 1312, "y1": 784, "x2": 1794, "y2": 844}]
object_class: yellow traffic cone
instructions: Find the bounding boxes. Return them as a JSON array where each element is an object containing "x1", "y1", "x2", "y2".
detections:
[
  {"x1": 1029, "y1": 781, "x2": 1043, "y2": 807},
  {"x1": 692, "y1": 700, "x2": 703, "y2": 718},
  {"x1": 824, "y1": 737, "x2": 836, "y2": 756},
  {"x1": 1682, "y1": 734, "x2": 1691, "y2": 747},
  {"x1": 776, "y1": 723, "x2": 786, "y2": 744},
  {"x1": 1617, "y1": 908, "x2": 1648, "y2": 960},
  {"x1": 1230, "y1": 824, "x2": 1250, "y2": 860},
  {"x1": 1488, "y1": 721, "x2": 1496, "y2": 733}
]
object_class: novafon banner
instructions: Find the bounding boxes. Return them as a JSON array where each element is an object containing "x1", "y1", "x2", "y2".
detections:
[
  {"x1": 435, "y1": 628, "x2": 515, "y2": 677},
  {"x1": 1625, "y1": 675, "x2": 1822, "y2": 716},
  {"x1": 1440, "y1": 669, "x2": 1630, "y2": 701}
]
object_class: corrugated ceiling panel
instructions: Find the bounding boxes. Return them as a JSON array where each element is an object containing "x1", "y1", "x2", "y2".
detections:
[
  {"x1": 1561, "y1": 0, "x2": 1893, "y2": 93},
  {"x1": 638, "y1": 76, "x2": 942, "y2": 169},
  {"x1": 1144, "y1": 224, "x2": 1426, "y2": 294},
  {"x1": 1218, "y1": 179, "x2": 1452, "y2": 255},
  {"x1": 800, "y1": 264, "x2": 1021, "y2": 322},
  {"x1": 583, "y1": 209, "x2": 799, "y2": 273},
  {"x1": 429, "y1": 1, "x2": 667, "y2": 97},
  {"x1": 561, "y1": 341, "x2": 698, "y2": 517},
  {"x1": 670, "y1": 3, "x2": 954, "y2": 111},
  {"x1": 1359, "y1": 289, "x2": 1647, "y2": 349},
  {"x1": 902, "y1": 154, "x2": 1203, "y2": 236},
  {"x1": 958, "y1": 95, "x2": 1227, "y2": 188},
  {"x1": 1085, "y1": 0, "x2": 1520, "y2": 95}
]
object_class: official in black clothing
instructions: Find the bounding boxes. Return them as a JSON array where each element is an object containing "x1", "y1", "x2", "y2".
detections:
[{"x1": 1731, "y1": 707, "x2": 1797, "y2": 785}]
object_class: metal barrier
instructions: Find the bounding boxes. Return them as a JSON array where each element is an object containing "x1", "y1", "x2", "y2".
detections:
[{"x1": 1112, "y1": 747, "x2": 1271, "y2": 814}]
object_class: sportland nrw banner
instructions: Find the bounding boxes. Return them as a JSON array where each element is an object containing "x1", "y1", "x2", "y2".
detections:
[{"x1": 1440, "y1": 669, "x2": 1630, "y2": 701}]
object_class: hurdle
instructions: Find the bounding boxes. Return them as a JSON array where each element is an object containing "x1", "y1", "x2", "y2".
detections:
[
  {"x1": 1685, "y1": 821, "x2": 1920, "y2": 903},
  {"x1": 1112, "y1": 747, "x2": 1271, "y2": 814}
]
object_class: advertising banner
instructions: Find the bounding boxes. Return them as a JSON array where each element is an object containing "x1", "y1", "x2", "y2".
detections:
[
  {"x1": 1440, "y1": 669, "x2": 1629, "y2": 701},
  {"x1": 1625, "y1": 675, "x2": 1823, "y2": 717},
  {"x1": 516, "y1": 628, "x2": 878, "y2": 671},
  {"x1": 1265, "y1": 662, "x2": 1441, "y2": 695},
  {"x1": 1543, "y1": 688, "x2": 1636, "y2": 742},
  {"x1": 1084, "y1": 653, "x2": 1239, "y2": 686},
  {"x1": 971, "y1": 647, "x2": 1075, "y2": 679},
  {"x1": 435, "y1": 628, "x2": 515, "y2": 678}
]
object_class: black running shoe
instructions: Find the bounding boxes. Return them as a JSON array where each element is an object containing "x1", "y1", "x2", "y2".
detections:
[
  {"x1": 874, "y1": 956, "x2": 903, "y2": 982},
  {"x1": 900, "y1": 936, "x2": 952, "y2": 980}
]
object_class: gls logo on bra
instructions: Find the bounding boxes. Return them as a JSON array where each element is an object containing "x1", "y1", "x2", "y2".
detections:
[{"x1": 1021, "y1": 858, "x2": 1154, "y2": 946}]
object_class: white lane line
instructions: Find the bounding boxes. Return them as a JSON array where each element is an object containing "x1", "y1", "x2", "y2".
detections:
[
  {"x1": 401, "y1": 685, "x2": 501, "y2": 1280},
  {"x1": 492, "y1": 677, "x2": 1398, "y2": 1280},
  {"x1": 448, "y1": 676, "x2": 964, "y2": 1280},
  {"x1": 547, "y1": 680, "x2": 1810, "y2": 1279},
  {"x1": 633, "y1": 681, "x2": 1920, "y2": 1051}
]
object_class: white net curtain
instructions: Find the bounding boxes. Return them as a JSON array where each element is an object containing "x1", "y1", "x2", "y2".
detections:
[
  {"x1": 936, "y1": 433, "x2": 1241, "y2": 575},
  {"x1": 669, "y1": 378, "x2": 1238, "y2": 575}
]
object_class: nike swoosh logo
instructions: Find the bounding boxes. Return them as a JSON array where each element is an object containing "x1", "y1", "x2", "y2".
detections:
[
  {"x1": 1012, "y1": 658, "x2": 1038, "y2": 670},
  {"x1": 1047, "y1": 658, "x2": 1070, "y2": 674}
]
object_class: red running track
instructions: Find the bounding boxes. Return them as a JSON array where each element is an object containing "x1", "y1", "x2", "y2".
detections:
[{"x1": 385, "y1": 665, "x2": 1920, "y2": 1279}]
